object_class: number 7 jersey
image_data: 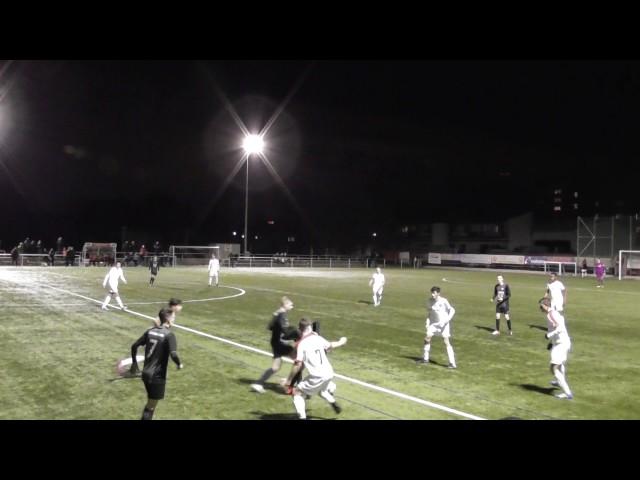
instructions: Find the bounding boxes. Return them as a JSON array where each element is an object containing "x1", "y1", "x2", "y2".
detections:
[{"x1": 296, "y1": 332, "x2": 334, "y2": 379}]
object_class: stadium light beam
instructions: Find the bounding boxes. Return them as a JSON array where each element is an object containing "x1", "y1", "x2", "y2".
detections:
[{"x1": 242, "y1": 135, "x2": 265, "y2": 254}]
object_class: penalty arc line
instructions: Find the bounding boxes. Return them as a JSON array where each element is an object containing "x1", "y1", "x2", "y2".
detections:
[{"x1": 42, "y1": 284, "x2": 486, "y2": 420}]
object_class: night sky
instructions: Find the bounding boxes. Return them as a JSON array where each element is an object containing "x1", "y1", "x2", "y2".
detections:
[{"x1": 1, "y1": 60, "x2": 639, "y2": 252}]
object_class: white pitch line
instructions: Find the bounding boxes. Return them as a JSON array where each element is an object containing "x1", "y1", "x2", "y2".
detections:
[{"x1": 41, "y1": 284, "x2": 485, "y2": 420}]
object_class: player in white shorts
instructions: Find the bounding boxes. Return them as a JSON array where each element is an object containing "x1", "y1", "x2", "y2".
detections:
[
  {"x1": 208, "y1": 254, "x2": 220, "y2": 287},
  {"x1": 283, "y1": 318, "x2": 347, "y2": 419},
  {"x1": 101, "y1": 262, "x2": 127, "y2": 310},
  {"x1": 369, "y1": 267, "x2": 385, "y2": 306},
  {"x1": 539, "y1": 297, "x2": 573, "y2": 400},
  {"x1": 545, "y1": 272, "x2": 567, "y2": 313},
  {"x1": 417, "y1": 286, "x2": 457, "y2": 369}
]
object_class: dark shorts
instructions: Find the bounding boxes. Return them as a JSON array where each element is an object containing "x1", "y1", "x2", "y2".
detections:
[
  {"x1": 496, "y1": 302, "x2": 510, "y2": 314},
  {"x1": 271, "y1": 343, "x2": 294, "y2": 359},
  {"x1": 143, "y1": 378, "x2": 166, "y2": 400}
]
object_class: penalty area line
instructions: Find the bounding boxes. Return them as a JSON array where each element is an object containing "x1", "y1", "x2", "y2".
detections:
[{"x1": 42, "y1": 284, "x2": 486, "y2": 420}]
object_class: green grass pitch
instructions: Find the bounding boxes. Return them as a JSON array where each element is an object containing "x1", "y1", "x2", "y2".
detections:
[{"x1": 1, "y1": 266, "x2": 639, "y2": 420}]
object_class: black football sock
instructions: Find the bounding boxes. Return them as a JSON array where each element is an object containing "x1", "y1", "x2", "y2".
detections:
[
  {"x1": 257, "y1": 368, "x2": 275, "y2": 384},
  {"x1": 507, "y1": 320, "x2": 512, "y2": 331},
  {"x1": 141, "y1": 407, "x2": 155, "y2": 420},
  {"x1": 495, "y1": 319, "x2": 500, "y2": 331}
]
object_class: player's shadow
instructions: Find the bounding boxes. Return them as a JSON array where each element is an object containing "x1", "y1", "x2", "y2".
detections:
[
  {"x1": 357, "y1": 300, "x2": 374, "y2": 305},
  {"x1": 400, "y1": 355, "x2": 448, "y2": 368},
  {"x1": 107, "y1": 373, "x2": 141, "y2": 382},
  {"x1": 528, "y1": 324, "x2": 548, "y2": 332},
  {"x1": 238, "y1": 378, "x2": 285, "y2": 394},
  {"x1": 250, "y1": 411, "x2": 335, "y2": 421},
  {"x1": 518, "y1": 384, "x2": 556, "y2": 396},
  {"x1": 474, "y1": 325, "x2": 495, "y2": 333}
]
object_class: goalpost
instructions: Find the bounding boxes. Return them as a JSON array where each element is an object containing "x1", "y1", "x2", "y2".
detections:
[
  {"x1": 618, "y1": 250, "x2": 640, "y2": 280},
  {"x1": 169, "y1": 245, "x2": 220, "y2": 267},
  {"x1": 81, "y1": 242, "x2": 117, "y2": 267},
  {"x1": 543, "y1": 261, "x2": 577, "y2": 276}
]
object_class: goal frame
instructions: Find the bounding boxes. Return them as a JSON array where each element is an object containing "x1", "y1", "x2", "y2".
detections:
[{"x1": 618, "y1": 250, "x2": 640, "y2": 280}]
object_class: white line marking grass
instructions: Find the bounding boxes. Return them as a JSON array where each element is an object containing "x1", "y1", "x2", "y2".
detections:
[{"x1": 25, "y1": 282, "x2": 485, "y2": 420}]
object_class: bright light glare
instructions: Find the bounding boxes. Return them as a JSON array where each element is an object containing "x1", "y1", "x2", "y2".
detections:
[{"x1": 242, "y1": 134, "x2": 264, "y2": 154}]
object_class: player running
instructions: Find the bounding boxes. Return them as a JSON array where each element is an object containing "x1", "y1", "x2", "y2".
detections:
[
  {"x1": 101, "y1": 261, "x2": 127, "y2": 310},
  {"x1": 283, "y1": 318, "x2": 347, "y2": 420}
]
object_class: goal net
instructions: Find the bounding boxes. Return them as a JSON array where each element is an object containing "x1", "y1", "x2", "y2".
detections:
[
  {"x1": 81, "y1": 242, "x2": 117, "y2": 267},
  {"x1": 170, "y1": 245, "x2": 220, "y2": 267},
  {"x1": 543, "y1": 261, "x2": 577, "y2": 276},
  {"x1": 618, "y1": 250, "x2": 640, "y2": 279}
]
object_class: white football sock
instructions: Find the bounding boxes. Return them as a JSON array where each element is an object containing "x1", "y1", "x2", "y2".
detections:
[
  {"x1": 423, "y1": 343, "x2": 430, "y2": 361},
  {"x1": 293, "y1": 395, "x2": 306, "y2": 419},
  {"x1": 554, "y1": 369, "x2": 572, "y2": 397},
  {"x1": 116, "y1": 296, "x2": 124, "y2": 308},
  {"x1": 102, "y1": 295, "x2": 111, "y2": 307},
  {"x1": 446, "y1": 345, "x2": 456, "y2": 366},
  {"x1": 320, "y1": 390, "x2": 336, "y2": 404}
]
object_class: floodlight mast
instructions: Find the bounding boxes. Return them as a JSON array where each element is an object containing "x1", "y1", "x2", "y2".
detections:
[{"x1": 242, "y1": 135, "x2": 264, "y2": 254}]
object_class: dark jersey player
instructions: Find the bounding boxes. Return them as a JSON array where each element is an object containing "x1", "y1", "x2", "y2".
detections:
[
  {"x1": 251, "y1": 296, "x2": 297, "y2": 393},
  {"x1": 130, "y1": 307, "x2": 183, "y2": 420},
  {"x1": 491, "y1": 275, "x2": 512, "y2": 335}
]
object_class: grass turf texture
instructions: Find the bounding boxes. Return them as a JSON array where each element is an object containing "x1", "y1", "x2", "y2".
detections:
[{"x1": 1, "y1": 266, "x2": 638, "y2": 420}]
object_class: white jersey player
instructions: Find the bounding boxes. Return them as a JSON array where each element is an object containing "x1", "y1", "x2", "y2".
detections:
[
  {"x1": 539, "y1": 297, "x2": 573, "y2": 399},
  {"x1": 545, "y1": 272, "x2": 567, "y2": 312},
  {"x1": 418, "y1": 286, "x2": 457, "y2": 369},
  {"x1": 369, "y1": 267, "x2": 385, "y2": 306},
  {"x1": 284, "y1": 318, "x2": 347, "y2": 420},
  {"x1": 208, "y1": 254, "x2": 220, "y2": 287},
  {"x1": 101, "y1": 262, "x2": 127, "y2": 310}
]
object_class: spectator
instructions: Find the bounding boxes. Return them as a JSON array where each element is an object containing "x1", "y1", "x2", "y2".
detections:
[
  {"x1": 56, "y1": 236, "x2": 63, "y2": 253},
  {"x1": 140, "y1": 244, "x2": 148, "y2": 265},
  {"x1": 48, "y1": 248, "x2": 55, "y2": 266},
  {"x1": 11, "y1": 245, "x2": 20, "y2": 266},
  {"x1": 66, "y1": 246, "x2": 75, "y2": 266}
]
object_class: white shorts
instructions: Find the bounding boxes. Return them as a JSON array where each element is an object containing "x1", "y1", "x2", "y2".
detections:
[
  {"x1": 209, "y1": 271, "x2": 219, "y2": 277},
  {"x1": 550, "y1": 342, "x2": 571, "y2": 365},
  {"x1": 297, "y1": 376, "x2": 334, "y2": 396},
  {"x1": 373, "y1": 286, "x2": 383, "y2": 295},
  {"x1": 426, "y1": 322, "x2": 451, "y2": 338},
  {"x1": 107, "y1": 284, "x2": 119, "y2": 295},
  {"x1": 551, "y1": 301, "x2": 564, "y2": 312}
]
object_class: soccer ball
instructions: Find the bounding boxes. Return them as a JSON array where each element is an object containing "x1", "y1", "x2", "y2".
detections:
[
  {"x1": 442, "y1": 278, "x2": 447, "y2": 282},
  {"x1": 115, "y1": 355, "x2": 144, "y2": 377}
]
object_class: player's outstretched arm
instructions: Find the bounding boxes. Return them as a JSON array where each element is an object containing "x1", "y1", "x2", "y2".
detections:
[{"x1": 329, "y1": 337, "x2": 347, "y2": 349}]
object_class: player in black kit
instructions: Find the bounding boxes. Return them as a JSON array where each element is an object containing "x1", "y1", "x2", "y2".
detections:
[
  {"x1": 149, "y1": 256, "x2": 160, "y2": 286},
  {"x1": 130, "y1": 307, "x2": 183, "y2": 420},
  {"x1": 491, "y1": 275, "x2": 512, "y2": 335},
  {"x1": 250, "y1": 296, "x2": 297, "y2": 393}
]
